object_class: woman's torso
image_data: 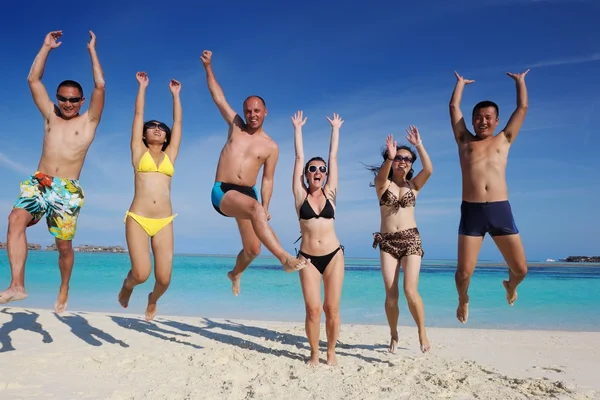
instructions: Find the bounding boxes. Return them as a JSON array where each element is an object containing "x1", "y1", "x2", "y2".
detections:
[
  {"x1": 296, "y1": 187, "x2": 340, "y2": 255},
  {"x1": 129, "y1": 150, "x2": 174, "y2": 218},
  {"x1": 376, "y1": 180, "x2": 418, "y2": 233}
]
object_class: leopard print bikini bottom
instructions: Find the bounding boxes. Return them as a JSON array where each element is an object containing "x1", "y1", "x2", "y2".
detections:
[{"x1": 372, "y1": 227, "x2": 425, "y2": 260}]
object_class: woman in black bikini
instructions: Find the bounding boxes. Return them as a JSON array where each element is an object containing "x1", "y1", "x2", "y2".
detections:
[
  {"x1": 368, "y1": 126, "x2": 433, "y2": 354},
  {"x1": 291, "y1": 110, "x2": 344, "y2": 366}
]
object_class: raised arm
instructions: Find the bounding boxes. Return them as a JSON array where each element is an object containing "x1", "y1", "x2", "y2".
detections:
[
  {"x1": 449, "y1": 71, "x2": 475, "y2": 143},
  {"x1": 27, "y1": 31, "x2": 61, "y2": 120},
  {"x1": 86, "y1": 31, "x2": 105, "y2": 124},
  {"x1": 200, "y1": 50, "x2": 238, "y2": 127},
  {"x1": 291, "y1": 111, "x2": 307, "y2": 201},
  {"x1": 165, "y1": 79, "x2": 183, "y2": 161},
  {"x1": 131, "y1": 72, "x2": 149, "y2": 159},
  {"x1": 324, "y1": 113, "x2": 343, "y2": 201},
  {"x1": 405, "y1": 126, "x2": 433, "y2": 191},
  {"x1": 501, "y1": 69, "x2": 530, "y2": 144},
  {"x1": 374, "y1": 135, "x2": 397, "y2": 189},
  {"x1": 261, "y1": 143, "x2": 279, "y2": 221}
]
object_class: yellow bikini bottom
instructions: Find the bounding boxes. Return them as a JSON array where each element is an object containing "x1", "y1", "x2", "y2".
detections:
[{"x1": 124, "y1": 211, "x2": 178, "y2": 237}]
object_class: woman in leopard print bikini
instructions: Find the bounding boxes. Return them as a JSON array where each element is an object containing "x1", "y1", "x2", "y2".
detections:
[{"x1": 367, "y1": 126, "x2": 433, "y2": 354}]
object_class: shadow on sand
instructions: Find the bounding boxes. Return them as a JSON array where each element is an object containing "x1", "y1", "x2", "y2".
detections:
[
  {"x1": 55, "y1": 313, "x2": 129, "y2": 348},
  {"x1": 110, "y1": 315, "x2": 203, "y2": 349},
  {"x1": 0, "y1": 308, "x2": 53, "y2": 353}
]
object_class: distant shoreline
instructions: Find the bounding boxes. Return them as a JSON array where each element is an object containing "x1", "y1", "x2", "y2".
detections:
[{"x1": 0, "y1": 248, "x2": 598, "y2": 267}]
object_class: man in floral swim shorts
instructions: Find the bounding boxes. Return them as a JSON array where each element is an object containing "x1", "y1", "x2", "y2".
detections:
[{"x1": 0, "y1": 30, "x2": 106, "y2": 313}]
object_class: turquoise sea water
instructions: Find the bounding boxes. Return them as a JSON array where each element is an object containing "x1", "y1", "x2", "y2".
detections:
[{"x1": 0, "y1": 250, "x2": 599, "y2": 331}]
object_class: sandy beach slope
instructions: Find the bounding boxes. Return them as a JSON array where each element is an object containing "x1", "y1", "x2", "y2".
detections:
[{"x1": 0, "y1": 307, "x2": 598, "y2": 399}]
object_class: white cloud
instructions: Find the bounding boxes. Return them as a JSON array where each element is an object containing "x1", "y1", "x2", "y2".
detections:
[{"x1": 529, "y1": 53, "x2": 600, "y2": 68}]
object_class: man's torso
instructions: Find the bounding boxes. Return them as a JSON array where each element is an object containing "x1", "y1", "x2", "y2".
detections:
[
  {"x1": 458, "y1": 133, "x2": 510, "y2": 202},
  {"x1": 215, "y1": 121, "x2": 275, "y2": 186},
  {"x1": 37, "y1": 108, "x2": 97, "y2": 180}
]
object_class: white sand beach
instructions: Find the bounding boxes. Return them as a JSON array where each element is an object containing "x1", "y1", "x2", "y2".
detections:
[{"x1": 0, "y1": 307, "x2": 598, "y2": 400}]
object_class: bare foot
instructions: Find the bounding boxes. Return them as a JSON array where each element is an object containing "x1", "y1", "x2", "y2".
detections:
[
  {"x1": 306, "y1": 351, "x2": 319, "y2": 366},
  {"x1": 419, "y1": 333, "x2": 431, "y2": 353},
  {"x1": 118, "y1": 279, "x2": 133, "y2": 308},
  {"x1": 326, "y1": 350, "x2": 338, "y2": 366},
  {"x1": 227, "y1": 271, "x2": 241, "y2": 296},
  {"x1": 0, "y1": 287, "x2": 28, "y2": 304},
  {"x1": 145, "y1": 292, "x2": 157, "y2": 321},
  {"x1": 456, "y1": 296, "x2": 469, "y2": 324},
  {"x1": 503, "y1": 280, "x2": 518, "y2": 306},
  {"x1": 388, "y1": 332, "x2": 399, "y2": 354},
  {"x1": 283, "y1": 256, "x2": 308, "y2": 273},
  {"x1": 55, "y1": 287, "x2": 68, "y2": 314}
]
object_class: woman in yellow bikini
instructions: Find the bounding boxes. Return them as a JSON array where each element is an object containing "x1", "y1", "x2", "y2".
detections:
[{"x1": 118, "y1": 71, "x2": 182, "y2": 321}]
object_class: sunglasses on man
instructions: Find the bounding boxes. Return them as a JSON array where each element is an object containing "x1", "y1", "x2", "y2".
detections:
[{"x1": 56, "y1": 94, "x2": 82, "y2": 103}]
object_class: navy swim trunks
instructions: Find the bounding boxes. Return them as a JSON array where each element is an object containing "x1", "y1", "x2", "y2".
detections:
[{"x1": 458, "y1": 200, "x2": 519, "y2": 237}]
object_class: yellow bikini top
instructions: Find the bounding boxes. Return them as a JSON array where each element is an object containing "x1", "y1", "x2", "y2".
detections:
[{"x1": 136, "y1": 151, "x2": 174, "y2": 177}]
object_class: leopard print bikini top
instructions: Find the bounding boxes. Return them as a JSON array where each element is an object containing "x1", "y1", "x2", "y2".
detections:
[{"x1": 379, "y1": 181, "x2": 416, "y2": 211}]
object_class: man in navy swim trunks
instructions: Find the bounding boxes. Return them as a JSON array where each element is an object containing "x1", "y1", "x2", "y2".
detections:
[
  {"x1": 200, "y1": 50, "x2": 307, "y2": 296},
  {"x1": 449, "y1": 69, "x2": 530, "y2": 324}
]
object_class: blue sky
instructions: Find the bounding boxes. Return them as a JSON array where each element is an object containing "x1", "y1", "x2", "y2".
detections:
[{"x1": 0, "y1": 0, "x2": 598, "y2": 261}]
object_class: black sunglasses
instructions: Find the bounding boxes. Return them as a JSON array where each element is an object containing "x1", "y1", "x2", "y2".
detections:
[
  {"x1": 56, "y1": 94, "x2": 82, "y2": 103},
  {"x1": 307, "y1": 165, "x2": 327, "y2": 173},
  {"x1": 394, "y1": 156, "x2": 413, "y2": 163},
  {"x1": 146, "y1": 122, "x2": 168, "y2": 132}
]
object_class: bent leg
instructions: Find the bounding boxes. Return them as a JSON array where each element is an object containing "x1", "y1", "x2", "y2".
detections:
[
  {"x1": 119, "y1": 216, "x2": 151, "y2": 309},
  {"x1": 218, "y1": 191, "x2": 306, "y2": 272},
  {"x1": 380, "y1": 250, "x2": 401, "y2": 353},
  {"x1": 146, "y1": 223, "x2": 174, "y2": 321},
  {"x1": 0, "y1": 209, "x2": 34, "y2": 304},
  {"x1": 54, "y1": 239, "x2": 75, "y2": 314},
  {"x1": 227, "y1": 218, "x2": 262, "y2": 296},
  {"x1": 456, "y1": 234, "x2": 484, "y2": 324},
  {"x1": 401, "y1": 255, "x2": 430, "y2": 353},
  {"x1": 299, "y1": 258, "x2": 323, "y2": 366},
  {"x1": 492, "y1": 234, "x2": 528, "y2": 306},
  {"x1": 323, "y1": 249, "x2": 344, "y2": 366}
]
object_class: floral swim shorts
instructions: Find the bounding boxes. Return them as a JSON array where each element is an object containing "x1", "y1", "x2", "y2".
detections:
[{"x1": 13, "y1": 171, "x2": 85, "y2": 241}]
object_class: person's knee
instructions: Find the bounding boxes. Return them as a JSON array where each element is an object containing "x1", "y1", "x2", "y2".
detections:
[
  {"x1": 131, "y1": 268, "x2": 150, "y2": 284},
  {"x1": 249, "y1": 201, "x2": 266, "y2": 221},
  {"x1": 156, "y1": 273, "x2": 171, "y2": 288},
  {"x1": 244, "y1": 243, "x2": 261, "y2": 259},
  {"x1": 56, "y1": 241, "x2": 73, "y2": 258},
  {"x1": 403, "y1": 287, "x2": 420, "y2": 304},
  {"x1": 305, "y1": 303, "x2": 321, "y2": 320},
  {"x1": 385, "y1": 289, "x2": 399, "y2": 305},
  {"x1": 455, "y1": 268, "x2": 473, "y2": 283},
  {"x1": 511, "y1": 262, "x2": 528, "y2": 278},
  {"x1": 323, "y1": 302, "x2": 339, "y2": 318},
  {"x1": 7, "y1": 210, "x2": 30, "y2": 235}
]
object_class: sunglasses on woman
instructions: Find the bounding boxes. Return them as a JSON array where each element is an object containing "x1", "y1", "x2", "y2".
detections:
[
  {"x1": 146, "y1": 122, "x2": 168, "y2": 132},
  {"x1": 307, "y1": 165, "x2": 327, "y2": 173}
]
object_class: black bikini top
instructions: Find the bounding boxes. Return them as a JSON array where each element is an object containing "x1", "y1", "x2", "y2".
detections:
[
  {"x1": 299, "y1": 189, "x2": 335, "y2": 220},
  {"x1": 379, "y1": 181, "x2": 416, "y2": 211}
]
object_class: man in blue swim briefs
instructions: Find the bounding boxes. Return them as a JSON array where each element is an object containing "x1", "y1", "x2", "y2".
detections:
[
  {"x1": 200, "y1": 50, "x2": 307, "y2": 296},
  {"x1": 449, "y1": 69, "x2": 531, "y2": 324},
  {"x1": 0, "y1": 30, "x2": 105, "y2": 313}
]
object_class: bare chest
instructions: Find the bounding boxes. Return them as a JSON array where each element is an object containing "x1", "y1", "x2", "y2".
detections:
[
  {"x1": 44, "y1": 119, "x2": 93, "y2": 150},
  {"x1": 226, "y1": 132, "x2": 270, "y2": 163},
  {"x1": 460, "y1": 139, "x2": 507, "y2": 166}
]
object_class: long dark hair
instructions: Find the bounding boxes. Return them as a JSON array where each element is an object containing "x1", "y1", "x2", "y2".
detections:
[
  {"x1": 364, "y1": 145, "x2": 417, "y2": 186},
  {"x1": 142, "y1": 120, "x2": 171, "y2": 151}
]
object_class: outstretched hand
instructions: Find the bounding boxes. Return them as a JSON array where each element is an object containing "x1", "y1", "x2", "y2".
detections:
[
  {"x1": 291, "y1": 110, "x2": 307, "y2": 128},
  {"x1": 405, "y1": 125, "x2": 422, "y2": 146},
  {"x1": 386, "y1": 134, "x2": 397, "y2": 160},
  {"x1": 44, "y1": 30, "x2": 63, "y2": 50},
  {"x1": 507, "y1": 69, "x2": 530, "y2": 82},
  {"x1": 136, "y1": 72, "x2": 149, "y2": 87},
  {"x1": 87, "y1": 30, "x2": 96, "y2": 51},
  {"x1": 454, "y1": 71, "x2": 475, "y2": 85},
  {"x1": 169, "y1": 79, "x2": 181, "y2": 94},
  {"x1": 200, "y1": 50, "x2": 212, "y2": 67},
  {"x1": 326, "y1": 113, "x2": 344, "y2": 129}
]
